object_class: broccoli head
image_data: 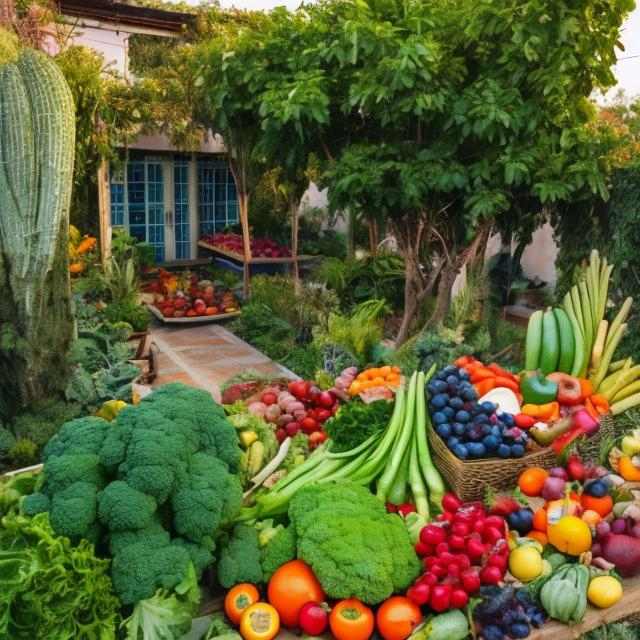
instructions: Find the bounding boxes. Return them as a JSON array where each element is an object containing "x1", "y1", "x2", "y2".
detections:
[
  {"x1": 50, "y1": 481, "x2": 99, "y2": 540},
  {"x1": 288, "y1": 482, "x2": 422, "y2": 605},
  {"x1": 43, "y1": 416, "x2": 110, "y2": 458},
  {"x1": 217, "y1": 524, "x2": 263, "y2": 589},
  {"x1": 97, "y1": 480, "x2": 157, "y2": 532},
  {"x1": 260, "y1": 524, "x2": 297, "y2": 581}
]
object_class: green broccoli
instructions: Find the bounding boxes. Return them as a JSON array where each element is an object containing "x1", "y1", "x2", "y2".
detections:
[
  {"x1": 288, "y1": 482, "x2": 422, "y2": 605},
  {"x1": 217, "y1": 524, "x2": 263, "y2": 589},
  {"x1": 24, "y1": 383, "x2": 243, "y2": 606},
  {"x1": 260, "y1": 524, "x2": 297, "y2": 581}
]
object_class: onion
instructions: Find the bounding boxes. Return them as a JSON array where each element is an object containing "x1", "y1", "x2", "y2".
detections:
[
  {"x1": 248, "y1": 401, "x2": 267, "y2": 417},
  {"x1": 612, "y1": 518, "x2": 627, "y2": 534},
  {"x1": 548, "y1": 467, "x2": 568, "y2": 480},
  {"x1": 276, "y1": 414, "x2": 293, "y2": 428},
  {"x1": 541, "y1": 477, "x2": 566, "y2": 501},
  {"x1": 264, "y1": 404, "x2": 282, "y2": 424}
]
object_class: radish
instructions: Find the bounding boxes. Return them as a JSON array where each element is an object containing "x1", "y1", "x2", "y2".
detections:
[{"x1": 602, "y1": 533, "x2": 640, "y2": 577}]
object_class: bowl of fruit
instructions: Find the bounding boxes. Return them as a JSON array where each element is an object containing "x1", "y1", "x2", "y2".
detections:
[{"x1": 142, "y1": 269, "x2": 241, "y2": 323}]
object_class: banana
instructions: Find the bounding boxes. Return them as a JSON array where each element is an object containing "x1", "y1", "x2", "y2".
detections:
[
  {"x1": 525, "y1": 310, "x2": 544, "y2": 371},
  {"x1": 553, "y1": 308, "x2": 575, "y2": 374}
]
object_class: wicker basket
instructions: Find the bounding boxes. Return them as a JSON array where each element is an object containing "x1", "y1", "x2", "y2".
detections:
[
  {"x1": 428, "y1": 413, "x2": 616, "y2": 502},
  {"x1": 428, "y1": 422, "x2": 557, "y2": 502}
]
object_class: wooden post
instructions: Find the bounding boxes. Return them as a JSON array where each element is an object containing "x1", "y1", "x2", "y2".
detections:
[{"x1": 97, "y1": 160, "x2": 111, "y2": 263}]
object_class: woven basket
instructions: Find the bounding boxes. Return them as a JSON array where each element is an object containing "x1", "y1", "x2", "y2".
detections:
[
  {"x1": 428, "y1": 413, "x2": 616, "y2": 502},
  {"x1": 428, "y1": 422, "x2": 557, "y2": 502}
]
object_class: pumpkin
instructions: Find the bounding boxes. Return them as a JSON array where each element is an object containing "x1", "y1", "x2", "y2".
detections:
[{"x1": 547, "y1": 515, "x2": 592, "y2": 555}]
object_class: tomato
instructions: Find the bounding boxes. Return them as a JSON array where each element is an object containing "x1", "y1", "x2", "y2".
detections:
[
  {"x1": 224, "y1": 583, "x2": 259, "y2": 625},
  {"x1": 301, "y1": 417, "x2": 319, "y2": 434},
  {"x1": 288, "y1": 380, "x2": 308, "y2": 400},
  {"x1": 329, "y1": 599, "x2": 375, "y2": 640},
  {"x1": 267, "y1": 560, "x2": 325, "y2": 628},
  {"x1": 239, "y1": 603, "x2": 280, "y2": 640},
  {"x1": 376, "y1": 596, "x2": 423, "y2": 640},
  {"x1": 308, "y1": 431, "x2": 327, "y2": 449},
  {"x1": 261, "y1": 392, "x2": 278, "y2": 406}
]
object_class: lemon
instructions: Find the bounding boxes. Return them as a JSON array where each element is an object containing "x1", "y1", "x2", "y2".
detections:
[
  {"x1": 508, "y1": 545, "x2": 543, "y2": 581},
  {"x1": 587, "y1": 576, "x2": 623, "y2": 608}
]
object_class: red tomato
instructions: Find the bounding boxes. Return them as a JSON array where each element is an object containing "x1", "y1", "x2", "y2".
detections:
[
  {"x1": 288, "y1": 381, "x2": 308, "y2": 399},
  {"x1": 301, "y1": 417, "x2": 319, "y2": 434}
]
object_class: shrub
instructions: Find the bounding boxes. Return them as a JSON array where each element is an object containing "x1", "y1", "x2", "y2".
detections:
[
  {"x1": 9, "y1": 439, "x2": 38, "y2": 468},
  {"x1": 103, "y1": 299, "x2": 149, "y2": 332}
]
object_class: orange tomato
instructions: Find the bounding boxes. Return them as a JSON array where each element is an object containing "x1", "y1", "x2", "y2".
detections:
[
  {"x1": 240, "y1": 603, "x2": 280, "y2": 640},
  {"x1": 376, "y1": 596, "x2": 423, "y2": 640},
  {"x1": 526, "y1": 530, "x2": 548, "y2": 546},
  {"x1": 329, "y1": 599, "x2": 375, "y2": 640},
  {"x1": 225, "y1": 583, "x2": 259, "y2": 625},
  {"x1": 386, "y1": 372, "x2": 400, "y2": 382},
  {"x1": 267, "y1": 560, "x2": 324, "y2": 628},
  {"x1": 532, "y1": 508, "x2": 547, "y2": 532},
  {"x1": 518, "y1": 467, "x2": 549, "y2": 497},
  {"x1": 581, "y1": 494, "x2": 613, "y2": 517}
]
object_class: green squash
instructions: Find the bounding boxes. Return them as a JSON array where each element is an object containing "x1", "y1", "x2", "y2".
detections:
[{"x1": 540, "y1": 577, "x2": 580, "y2": 623}]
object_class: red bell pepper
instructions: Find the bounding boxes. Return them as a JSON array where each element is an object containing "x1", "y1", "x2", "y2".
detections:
[{"x1": 546, "y1": 372, "x2": 583, "y2": 406}]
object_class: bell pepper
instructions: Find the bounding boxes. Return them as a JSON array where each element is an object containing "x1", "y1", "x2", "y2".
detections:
[
  {"x1": 550, "y1": 409, "x2": 600, "y2": 455},
  {"x1": 519, "y1": 370, "x2": 558, "y2": 405},
  {"x1": 474, "y1": 378, "x2": 496, "y2": 396},
  {"x1": 546, "y1": 372, "x2": 583, "y2": 406},
  {"x1": 522, "y1": 401, "x2": 560, "y2": 423},
  {"x1": 584, "y1": 394, "x2": 610, "y2": 419},
  {"x1": 514, "y1": 413, "x2": 536, "y2": 429},
  {"x1": 577, "y1": 378, "x2": 593, "y2": 398}
]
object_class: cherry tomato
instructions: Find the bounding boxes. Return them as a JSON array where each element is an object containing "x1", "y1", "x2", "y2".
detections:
[
  {"x1": 329, "y1": 599, "x2": 375, "y2": 640},
  {"x1": 309, "y1": 431, "x2": 328, "y2": 449},
  {"x1": 267, "y1": 560, "x2": 325, "y2": 628},
  {"x1": 224, "y1": 583, "x2": 259, "y2": 625},
  {"x1": 239, "y1": 603, "x2": 280, "y2": 640},
  {"x1": 376, "y1": 596, "x2": 423, "y2": 640}
]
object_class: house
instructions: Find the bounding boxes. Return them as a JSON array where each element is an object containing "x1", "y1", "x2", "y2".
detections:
[{"x1": 57, "y1": 0, "x2": 240, "y2": 263}]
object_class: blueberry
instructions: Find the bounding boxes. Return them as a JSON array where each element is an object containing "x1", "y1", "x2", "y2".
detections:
[
  {"x1": 446, "y1": 374, "x2": 459, "y2": 385},
  {"x1": 447, "y1": 436, "x2": 460, "y2": 448},
  {"x1": 436, "y1": 370, "x2": 448, "y2": 381},
  {"x1": 428, "y1": 380, "x2": 448, "y2": 394},
  {"x1": 458, "y1": 368, "x2": 470, "y2": 380},
  {"x1": 443, "y1": 365, "x2": 458, "y2": 375},
  {"x1": 510, "y1": 623, "x2": 530, "y2": 639},
  {"x1": 503, "y1": 413, "x2": 515, "y2": 426},
  {"x1": 462, "y1": 388, "x2": 477, "y2": 401},
  {"x1": 481, "y1": 401, "x2": 496, "y2": 414},
  {"x1": 481, "y1": 424, "x2": 492, "y2": 435},
  {"x1": 453, "y1": 443, "x2": 469, "y2": 459},
  {"x1": 503, "y1": 611, "x2": 515, "y2": 626},
  {"x1": 498, "y1": 443, "x2": 510, "y2": 457},
  {"x1": 433, "y1": 411, "x2": 448, "y2": 425},
  {"x1": 481, "y1": 624, "x2": 505, "y2": 640},
  {"x1": 468, "y1": 425, "x2": 483, "y2": 441},
  {"x1": 529, "y1": 613, "x2": 546, "y2": 629},
  {"x1": 511, "y1": 444, "x2": 525, "y2": 457},
  {"x1": 468, "y1": 442, "x2": 487, "y2": 458},
  {"x1": 436, "y1": 423, "x2": 452, "y2": 439},
  {"x1": 584, "y1": 479, "x2": 608, "y2": 498},
  {"x1": 483, "y1": 435, "x2": 500, "y2": 451},
  {"x1": 453, "y1": 422, "x2": 466, "y2": 436},
  {"x1": 442, "y1": 406, "x2": 455, "y2": 418},
  {"x1": 448, "y1": 397, "x2": 464, "y2": 410},
  {"x1": 475, "y1": 413, "x2": 489, "y2": 425},
  {"x1": 430, "y1": 393, "x2": 449, "y2": 409},
  {"x1": 491, "y1": 425, "x2": 501, "y2": 438},
  {"x1": 455, "y1": 410, "x2": 471, "y2": 423},
  {"x1": 516, "y1": 591, "x2": 532, "y2": 605}
]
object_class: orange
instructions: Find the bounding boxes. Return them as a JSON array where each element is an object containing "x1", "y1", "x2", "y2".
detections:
[
  {"x1": 532, "y1": 508, "x2": 547, "y2": 532},
  {"x1": 518, "y1": 467, "x2": 549, "y2": 497}
]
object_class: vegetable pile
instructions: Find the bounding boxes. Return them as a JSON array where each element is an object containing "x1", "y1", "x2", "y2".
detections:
[
  {"x1": 143, "y1": 268, "x2": 239, "y2": 318},
  {"x1": 201, "y1": 232, "x2": 291, "y2": 259}
]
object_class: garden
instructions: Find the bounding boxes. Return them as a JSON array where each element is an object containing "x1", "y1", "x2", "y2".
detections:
[{"x1": 2, "y1": 1, "x2": 640, "y2": 640}]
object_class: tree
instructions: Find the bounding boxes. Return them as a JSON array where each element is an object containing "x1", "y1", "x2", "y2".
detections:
[{"x1": 246, "y1": 0, "x2": 633, "y2": 346}]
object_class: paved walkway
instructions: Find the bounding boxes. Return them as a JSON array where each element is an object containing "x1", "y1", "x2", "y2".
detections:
[{"x1": 149, "y1": 320, "x2": 292, "y2": 401}]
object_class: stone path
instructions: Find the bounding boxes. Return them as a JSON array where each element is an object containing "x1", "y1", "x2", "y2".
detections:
[{"x1": 149, "y1": 320, "x2": 295, "y2": 401}]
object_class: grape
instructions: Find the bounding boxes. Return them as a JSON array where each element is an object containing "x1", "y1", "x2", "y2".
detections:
[
  {"x1": 448, "y1": 397, "x2": 464, "y2": 410},
  {"x1": 516, "y1": 590, "x2": 532, "y2": 605},
  {"x1": 442, "y1": 406, "x2": 455, "y2": 418},
  {"x1": 511, "y1": 444, "x2": 525, "y2": 457},
  {"x1": 453, "y1": 422, "x2": 466, "y2": 436},
  {"x1": 453, "y1": 444, "x2": 469, "y2": 459},
  {"x1": 436, "y1": 423, "x2": 452, "y2": 439},
  {"x1": 510, "y1": 623, "x2": 530, "y2": 639},
  {"x1": 498, "y1": 444, "x2": 510, "y2": 457},
  {"x1": 481, "y1": 625, "x2": 505, "y2": 640}
]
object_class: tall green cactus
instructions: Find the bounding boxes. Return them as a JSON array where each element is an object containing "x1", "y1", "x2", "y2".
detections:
[{"x1": 0, "y1": 48, "x2": 75, "y2": 408}]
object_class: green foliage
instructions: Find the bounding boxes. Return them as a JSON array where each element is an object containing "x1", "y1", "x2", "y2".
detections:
[
  {"x1": 324, "y1": 400, "x2": 393, "y2": 453},
  {"x1": 103, "y1": 300, "x2": 149, "y2": 333},
  {"x1": 0, "y1": 426, "x2": 16, "y2": 458},
  {"x1": 581, "y1": 622, "x2": 640, "y2": 640},
  {"x1": 0, "y1": 512, "x2": 120, "y2": 640},
  {"x1": 288, "y1": 481, "x2": 422, "y2": 604},
  {"x1": 25, "y1": 383, "x2": 242, "y2": 605},
  {"x1": 0, "y1": 471, "x2": 39, "y2": 518},
  {"x1": 12, "y1": 399, "x2": 81, "y2": 449},
  {"x1": 8, "y1": 439, "x2": 38, "y2": 468}
]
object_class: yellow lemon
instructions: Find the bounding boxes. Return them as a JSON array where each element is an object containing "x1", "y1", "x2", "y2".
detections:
[
  {"x1": 508, "y1": 545, "x2": 543, "y2": 581},
  {"x1": 587, "y1": 576, "x2": 623, "y2": 609}
]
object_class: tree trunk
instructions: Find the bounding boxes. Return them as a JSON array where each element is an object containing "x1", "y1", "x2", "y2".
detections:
[
  {"x1": 368, "y1": 218, "x2": 378, "y2": 256},
  {"x1": 346, "y1": 208, "x2": 355, "y2": 260},
  {"x1": 289, "y1": 197, "x2": 300, "y2": 294},
  {"x1": 427, "y1": 259, "x2": 458, "y2": 328},
  {"x1": 238, "y1": 192, "x2": 251, "y2": 300}
]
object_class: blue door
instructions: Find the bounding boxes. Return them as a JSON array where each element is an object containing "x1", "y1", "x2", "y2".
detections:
[
  {"x1": 174, "y1": 158, "x2": 190, "y2": 259},
  {"x1": 109, "y1": 159, "x2": 166, "y2": 261}
]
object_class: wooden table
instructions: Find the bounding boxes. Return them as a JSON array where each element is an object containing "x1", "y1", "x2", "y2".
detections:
[{"x1": 198, "y1": 241, "x2": 318, "y2": 265}]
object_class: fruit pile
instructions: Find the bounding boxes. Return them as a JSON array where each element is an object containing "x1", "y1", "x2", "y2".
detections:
[
  {"x1": 408, "y1": 493, "x2": 508, "y2": 612},
  {"x1": 348, "y1": 366, "x2": 401, "y2": 396},
  {"x1": 201, "y1": 232, "x2": 291, "y2": 259},
  {"x1": 427, "y1": 365, "x2": 528, "y2": 459},
  {"x1": 143, "y1": 269, "x2": 239, "y2": 318},
  {"x1": 247, "y1": 379, "x2": 341, "y2": 449},
  {"x1": 474, "y1": 586, "x2": 547, "y2": 640}
]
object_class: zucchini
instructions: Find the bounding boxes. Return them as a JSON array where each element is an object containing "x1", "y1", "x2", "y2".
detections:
[
  {"x1": 539, "y1": 309, "x2": 559, "y2": 375},
  {"x1": 553, "y1": 308, "x2": 575, "y2": 374},
  {"x1": 525, "y1": 310, "x2": 543, "y2": 371}
]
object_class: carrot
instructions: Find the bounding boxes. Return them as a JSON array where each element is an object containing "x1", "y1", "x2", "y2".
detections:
[
  {"x1": 470, "y1": 368, "x2": 495, "y2": 383},
  {"x1": 454, "y1": 355, "x2": 474, "y2": 367},
  {"x1": 487, "y1": 363, "x2": 513, "y2": 379},
  {"x1": 473, "y1": 379, "x2": 496, "y2": 397},
  {"x1": 589, "y1": 393, "x2": 610, "y2": 415},
  {"x1": 493, "y1": 376, "x2": 519, "y2": 393}
]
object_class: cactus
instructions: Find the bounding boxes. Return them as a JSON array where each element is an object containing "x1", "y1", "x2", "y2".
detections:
[{"x1": 0, "y1": 48, "x2": 75, "y2": 407}]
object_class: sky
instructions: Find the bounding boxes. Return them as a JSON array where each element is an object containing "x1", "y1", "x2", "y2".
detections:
[{"x1": 182, "y1": 0, "x2": 640, "y2": 99}]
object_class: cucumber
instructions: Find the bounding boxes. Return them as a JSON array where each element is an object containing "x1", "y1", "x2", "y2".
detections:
[
  {"x1": 553, "y1": 308, "x2": 575, "y2": 374},
  {"x1": 539, "y1": 309, "x2": 560, "y2": 375},
  {"x1": 525, "y1": 310, "x2": 543, "y2": 371}
]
